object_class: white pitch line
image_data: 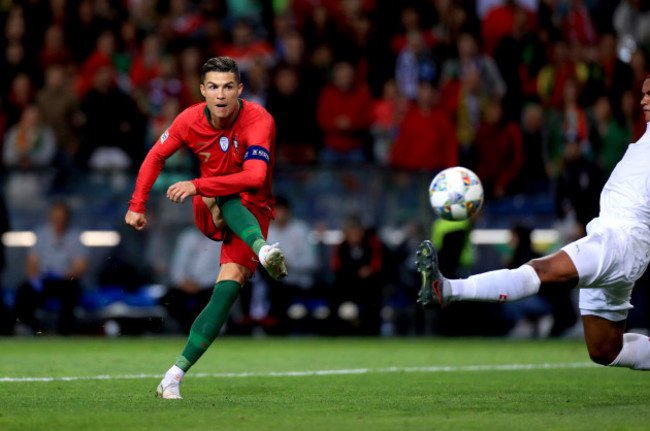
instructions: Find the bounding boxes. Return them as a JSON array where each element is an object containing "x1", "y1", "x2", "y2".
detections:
[{"x1": 0, "y1": 362, "x2": 597, "y2": 383}]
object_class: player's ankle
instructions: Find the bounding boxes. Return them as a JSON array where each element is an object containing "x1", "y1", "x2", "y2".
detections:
[
  {"x1": 258, "y1": 244, "x2": 269, "y2": 262},
  {"x1": 163, "y1": 365, "x2": 185, "y2": 384},
  {"x1": 252, "y1": 238, "x2": 267, "y2": 256},
  {"x1": 442, "y1": 280, "x2": 452, "y2": 300}
]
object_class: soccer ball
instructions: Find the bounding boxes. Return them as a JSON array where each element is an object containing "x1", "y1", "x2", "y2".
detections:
[{"x1": 429, "y1": 167, "x2": 484, "y2": 221}]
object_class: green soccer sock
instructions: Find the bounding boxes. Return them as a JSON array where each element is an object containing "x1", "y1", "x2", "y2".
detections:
[
  {"x1": 175, "y1": 280, "x2": 241, "y2": 372},
  {"x1": 217, "y1": 195, "x2": 267, "y2": 255}
]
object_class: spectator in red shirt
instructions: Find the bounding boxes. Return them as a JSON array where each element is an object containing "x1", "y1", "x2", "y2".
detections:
[
  {"x1": 178, "y1": 46, "x2": 205, "y2": 105},
  {"x1": 390, "y1": 81, "x2": 457, "y2": 172},
  {"x1": 143, "y1": 56, "x2": 195, "y2": 116},
  {"x1": 370, "y1": 78, "x2": 408, "y2": 165},
  {"x1": 168, "y1": 0, "x2": 204, "y2": 40},
  {"x1": 129, "y1": 34, "x2": 163, "y2": 92},
  {"x1": 559, "y1": 0, "x2": 597, "y2": 46},
  {"x1": 390, "y1": 6, "x2": 437, "y2": 54},
  {"x1": 38, "y1": 25, "x2": 74, "y2": 69},
  {"x1": 474, "y1": 100, "x2": 525, "y2": 198},
  {"x1": 77, "y1": 29, "x2": 118, "y2": 97},
  {"x1": 481, "y1": 0, "x2": 535, "y2": 55},
  {"x1": 316, "y1": 60, "x2": 372, "y2": 163},
  {"x1": 221, "y1": 20, "x2": 276, "y2": 75}
]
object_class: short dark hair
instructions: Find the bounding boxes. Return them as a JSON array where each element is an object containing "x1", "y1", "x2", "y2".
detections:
[{"x1": 201, "y1": 56, "x2": 241, "y2": 84}]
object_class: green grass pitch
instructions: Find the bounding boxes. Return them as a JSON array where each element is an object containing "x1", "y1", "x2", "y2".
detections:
[{"x1": 1, "y1": 336, "x2": 649, "y2": 431}]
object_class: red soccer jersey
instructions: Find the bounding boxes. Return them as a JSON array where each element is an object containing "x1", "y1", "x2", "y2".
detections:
[{"x1": 129, "y1": 99, "x2": 276, "y2": 219}]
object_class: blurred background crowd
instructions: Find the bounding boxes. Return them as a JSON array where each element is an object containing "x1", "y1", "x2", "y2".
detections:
[{"x1": 1, "y1": 0, "x2": 650, "y2": 338}]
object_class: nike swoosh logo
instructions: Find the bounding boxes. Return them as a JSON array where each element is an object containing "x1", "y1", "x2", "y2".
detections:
[{"x1": 251, "y1": 257, "x2": 259, "y2": 263}]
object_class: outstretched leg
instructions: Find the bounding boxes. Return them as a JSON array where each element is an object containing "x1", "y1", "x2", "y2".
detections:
[{"x1": 417, "y1": 241, "x2": 578, "y2": 308}]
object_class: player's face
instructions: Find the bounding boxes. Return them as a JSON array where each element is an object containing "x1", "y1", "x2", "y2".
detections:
[
  {"x1": 641, "y1": 78, "x2": 650, "y2": 123},
  {"x1": 201, "y1": 71, "x2": 243, "y2": 127}
]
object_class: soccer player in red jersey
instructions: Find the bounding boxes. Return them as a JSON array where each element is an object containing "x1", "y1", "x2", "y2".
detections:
[{"x1": 125, "y1": 56, "x2": 287, "y2": 399}]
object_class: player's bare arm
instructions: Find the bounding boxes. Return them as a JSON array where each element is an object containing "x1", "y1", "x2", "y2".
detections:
[
  {"x1": 167, "y1": 181, "x2": 197, "y2": 204},
  {"x1": 125, "y1": 209, "x2": 147, "y2": 230}
]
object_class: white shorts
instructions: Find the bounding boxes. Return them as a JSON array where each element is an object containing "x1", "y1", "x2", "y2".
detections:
[{"x1": 561, "y1": 219, "x2": 650, "y2": 321}]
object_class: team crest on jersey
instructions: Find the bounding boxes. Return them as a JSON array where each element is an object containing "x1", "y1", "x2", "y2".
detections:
[
  {"x1": 219, "y1": 136, "x2": 229, "y2": 152},
  {"x1": 233, "y1": 135, "x2": 239, "y2": 153},
  {"x1": 160, "y1": 129, "x2": 169, "y2": 143}
]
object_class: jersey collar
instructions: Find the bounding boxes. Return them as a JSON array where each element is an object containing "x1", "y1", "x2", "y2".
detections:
[{"x1": 203, "y1": 99, "x2": 244, "y2": 130}]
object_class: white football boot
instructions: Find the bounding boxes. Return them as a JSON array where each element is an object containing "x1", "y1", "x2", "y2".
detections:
[
  {"x1": 156, "y1": 365, "x2": 184, "y2": 399},
  {"x1": 259, "y1": 243, "x2": 288, "y2": 281}
]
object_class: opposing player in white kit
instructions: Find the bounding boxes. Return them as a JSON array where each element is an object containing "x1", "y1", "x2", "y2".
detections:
[{"x1": 417, "y1": 76, "x2": 650, "y2": 370}]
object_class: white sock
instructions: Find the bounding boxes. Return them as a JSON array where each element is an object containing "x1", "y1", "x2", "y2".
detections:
[
  {"x1": 258, "y1": 243, "x2": 277, "y2": 263},
  {"x1": 163, "y1": 365, "x2": 185, "y2": 385},
  {"x1": 447, "y1": 265, "x2": 540, "y2": 302},
  {"x1": 609, "y1": 333, "x2": 650, "y2": 370}
]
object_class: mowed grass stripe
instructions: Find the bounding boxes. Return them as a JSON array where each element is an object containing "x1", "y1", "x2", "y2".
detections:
[{"x1": 0, "y1": 361, "x2": 597, "y2": 382}]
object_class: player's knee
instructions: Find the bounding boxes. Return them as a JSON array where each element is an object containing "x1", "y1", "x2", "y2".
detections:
[
  {"x1": 525, "y1": 258, "x2": 547, "y2": 282},
  {"x1": 218, "y1": 263, "x2": 252, "y2": 285},
  {"x1": 526, "y1": 253, "x2": 577, "y2": 285}
]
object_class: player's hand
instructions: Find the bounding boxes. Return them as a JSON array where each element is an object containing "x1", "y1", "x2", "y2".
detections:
[
  {"x1": 125, "y1": 210, "x2": 147, "y2": 230},
  {"x1": 167, "y1": 181, "x2": 197, "y2": 204}
]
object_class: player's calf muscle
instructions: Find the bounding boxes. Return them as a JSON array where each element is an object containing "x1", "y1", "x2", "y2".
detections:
[{"x1": 582, "y1": 315, "x2": 624, "y2": 365}]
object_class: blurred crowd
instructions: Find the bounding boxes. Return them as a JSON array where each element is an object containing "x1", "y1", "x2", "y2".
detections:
[
  {"x1": 2, "y1": 0, "x2": 649, "y2": 180},
  {"x1": 2, "y1": 0, "x2": 650, "y2": 337}
]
